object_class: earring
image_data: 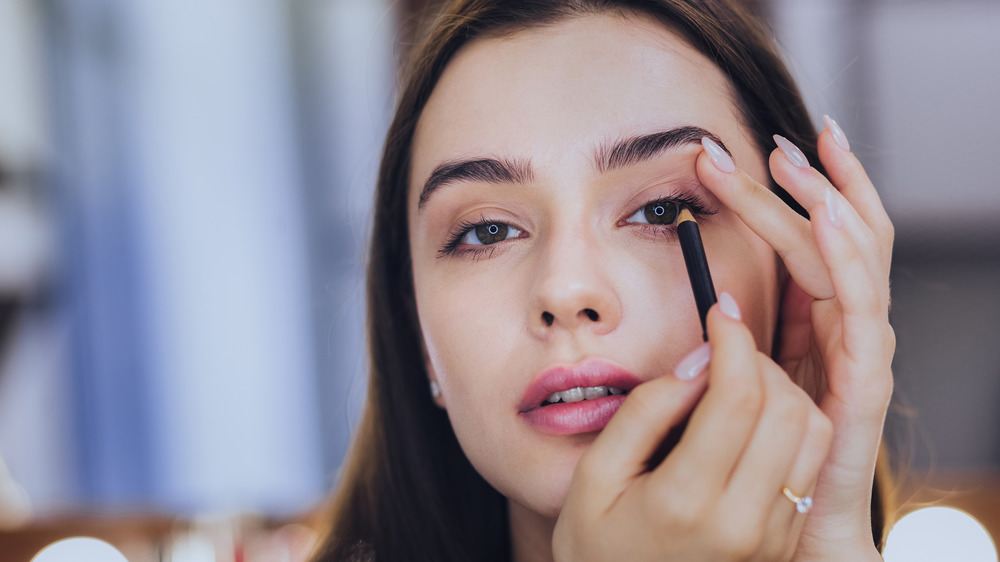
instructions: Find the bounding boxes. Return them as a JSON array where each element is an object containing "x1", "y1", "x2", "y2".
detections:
[{"x1": 430, "y1": 380, "x2": 441, "y2": 398}]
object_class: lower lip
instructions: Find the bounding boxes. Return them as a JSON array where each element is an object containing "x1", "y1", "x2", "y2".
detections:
[{"x1": 519, "y1": 395, "x2": 628, "y2": 435}]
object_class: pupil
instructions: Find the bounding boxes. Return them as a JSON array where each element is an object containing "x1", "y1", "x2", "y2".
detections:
[
  {"x1": 644, "y1": 201, "x2": 678, "y2": 225},
  {"x1": 476, "y1": 222, "x2": 508, "y2": 244}
]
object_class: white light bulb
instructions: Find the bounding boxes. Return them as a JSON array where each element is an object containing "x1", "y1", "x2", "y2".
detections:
[
  {"x1": 883, "y1": 506, "x2": 998, "y2": 562},
  {"x1": 31, "y1": 537, "x2": 129, "y2": 562}
]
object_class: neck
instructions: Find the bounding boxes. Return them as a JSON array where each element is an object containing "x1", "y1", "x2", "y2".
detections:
[{"x1": 508, "y1": 499, "x2": 557, "y2": 562}]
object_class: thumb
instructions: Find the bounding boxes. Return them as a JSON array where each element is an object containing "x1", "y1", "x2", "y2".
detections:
[{"x1": 575, "y1": 347, "x2": 709, "y2": 498}]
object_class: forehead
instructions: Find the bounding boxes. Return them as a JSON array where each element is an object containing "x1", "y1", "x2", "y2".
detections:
[{"x1": 411, "y1": 12, "x2": 747, "y2": 194}]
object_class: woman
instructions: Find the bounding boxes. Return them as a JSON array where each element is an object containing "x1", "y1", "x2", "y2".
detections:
[{"x1": 313, "y1": 0, "x2": 895, "y2": 560}]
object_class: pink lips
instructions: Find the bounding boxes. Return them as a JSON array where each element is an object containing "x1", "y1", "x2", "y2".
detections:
[{"x1": 519, "y1": 360, "x2": 642, "y2": 436}]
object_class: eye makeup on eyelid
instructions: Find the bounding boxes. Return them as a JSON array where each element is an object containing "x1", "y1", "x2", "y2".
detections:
[{"x1": 436, "y1": 189, "x2": 718, "y2": 260}]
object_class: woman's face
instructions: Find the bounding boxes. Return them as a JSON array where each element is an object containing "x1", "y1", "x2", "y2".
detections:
[{"x1": 408, "y1": 13, "x2": 780, "y2": 518}]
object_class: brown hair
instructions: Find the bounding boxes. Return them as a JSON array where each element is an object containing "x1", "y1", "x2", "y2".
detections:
[{"x1": 311, "y1": 1, "x2": 891, "y2": 560}]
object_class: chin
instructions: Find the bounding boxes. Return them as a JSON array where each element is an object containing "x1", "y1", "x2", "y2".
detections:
[{"x1": 518, "y1": 440, "x2": 592, "y2": 519}]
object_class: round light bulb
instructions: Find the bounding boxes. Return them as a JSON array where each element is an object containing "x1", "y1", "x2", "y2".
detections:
[
  {"x1": 31, "y1": 537, "x2": 129, "y2": 562},
  {"x1": 883, "y1": 506, "x2": 997, "y2": 562}
]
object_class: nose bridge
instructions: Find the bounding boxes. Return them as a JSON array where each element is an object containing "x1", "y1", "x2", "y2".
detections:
[{"x1": 530, "y1": 217, "x2": 621, "y2": 334}]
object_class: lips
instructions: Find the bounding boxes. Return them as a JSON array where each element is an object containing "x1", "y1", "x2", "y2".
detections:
[{"x1": 519, "y1": 360, "x2": 642, "y2": 435}]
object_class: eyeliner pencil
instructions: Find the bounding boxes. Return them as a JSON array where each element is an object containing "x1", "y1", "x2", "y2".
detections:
[
  {"x1": 648, "y1": 208, "x2": 717, "y2": 471},
  {"x1": 677, "y1": 208, "x2": 717, "y2": 342}
]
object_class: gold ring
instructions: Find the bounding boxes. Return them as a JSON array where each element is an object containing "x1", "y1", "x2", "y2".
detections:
[{"x1": 782, "y1": 487, "x2": 814, "y2": 514}]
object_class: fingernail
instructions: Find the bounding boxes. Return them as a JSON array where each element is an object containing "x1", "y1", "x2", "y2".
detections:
[
  {"x1": 825, "y1": 188, "x2": 843, "y2": 229},
  {"x1": 823, "y1": 115, "x2": 851, "y2": 152},
  {"x1": 675, "y1": 342, "x2": 711, "y2": 380},
  {"x1": 773, "y1": 134, "x2": 809, "y2": 168},
  {"x1": 701, "y1": 136, "x2": 736, "y2": 174},
  {"x1": 718, "y1": 291, "x2": 741, "y2": 320}
]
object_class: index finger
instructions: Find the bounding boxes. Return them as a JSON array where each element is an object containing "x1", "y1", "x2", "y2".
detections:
[
  {"x1": 574, "y1": 368, "x2": 708, "y2": 500},
  {"x1": 695, "y1": 145, "x2": 835, "y2": 299}
]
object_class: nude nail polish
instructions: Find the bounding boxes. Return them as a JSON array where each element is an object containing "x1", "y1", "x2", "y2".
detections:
[
  {"x1": 825, "y1": 188, "x2": 843, "y2": 229},
  {"x1": 718, "y1": 291, "x2": 741, "y2": 320},
  {"x1": 675, "y1": 342, "x2": 711, "y2": 380},
  {"x1": 773, "y1": 134, "x2": 809, "y2": 168},
  {"x1": 823, "y1": 115, "x2": 851, "y2": 152},
  {"x1": 701, "y1": 136, "x2": 736, "y2": 173}
]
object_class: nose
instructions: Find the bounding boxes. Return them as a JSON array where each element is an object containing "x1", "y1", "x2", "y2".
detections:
[{"x1": 529, "y1": 233, "x2": 622, "y2": 337}]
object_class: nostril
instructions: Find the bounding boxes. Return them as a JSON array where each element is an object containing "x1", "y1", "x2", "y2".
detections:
[
  {"x1": 583, "y1": 308, "x2": 599, "y2": 322},
  {"x1": 542, "y1": 311, "x2": 554, "y2": 326}
]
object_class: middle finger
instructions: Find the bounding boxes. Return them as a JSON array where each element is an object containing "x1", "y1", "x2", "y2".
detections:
[{"x1": 696, "y1": 141, "x2": 834, "y2": 299}]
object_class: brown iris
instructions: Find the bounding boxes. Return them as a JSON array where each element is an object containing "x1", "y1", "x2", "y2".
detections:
[
  {"x1": 475, "y1": 222, "x2": 509, "y2": 244},
  {"x1": 644, "y1": 201, "x2": 679, "y2": 225}
]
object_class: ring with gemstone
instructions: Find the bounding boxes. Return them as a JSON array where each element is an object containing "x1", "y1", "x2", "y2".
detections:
[{"x1": 782, "y1": 487, "x2": 814, "y2": 514}]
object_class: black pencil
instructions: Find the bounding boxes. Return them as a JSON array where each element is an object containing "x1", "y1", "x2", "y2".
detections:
[{"x1": 677, "y1": 208, "x2": 717, "y2": 342}]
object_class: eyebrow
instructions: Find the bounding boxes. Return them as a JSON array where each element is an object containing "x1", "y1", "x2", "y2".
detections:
[{"x1": 417, "y1": 125, "x2": 730, "y2": 210}]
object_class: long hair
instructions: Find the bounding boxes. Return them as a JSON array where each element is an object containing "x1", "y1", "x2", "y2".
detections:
[{"x1": 311, "y1": 1, "x2": 892, "y2": 560}]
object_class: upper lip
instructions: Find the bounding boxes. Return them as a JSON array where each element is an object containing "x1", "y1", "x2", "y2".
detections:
[{"x1": 519, "y1": 359, "x2": 643, "y2": 412}]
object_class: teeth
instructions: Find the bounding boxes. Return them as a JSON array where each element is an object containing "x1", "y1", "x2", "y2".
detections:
[{"x1": 542, "y1": 386, "x2": 628, "y2": 405}]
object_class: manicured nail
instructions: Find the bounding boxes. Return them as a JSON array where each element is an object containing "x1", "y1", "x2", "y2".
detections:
[
  {"x1": 701, "y1": 136, "x2": 736, "y2": 173},
  {"x1": 823, "y1": 115, "x2": 851, "y2": 152},
  {"x1": 675, "y1": 342, "x2": 711, "y2": 380},
  {"x1": 718, "y1": 291, "x2": 741, "y2": 320},
  {"x1": 825, "y1": 188, "x2": 843, "y2": 229},
  {"x1": 773, "y1": 134, "x2": 809, "y2": 168}
]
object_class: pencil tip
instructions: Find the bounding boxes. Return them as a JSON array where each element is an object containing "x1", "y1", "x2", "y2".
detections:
[{"x1": 678, "y1": 207, "x2": 695, "y2": 224}]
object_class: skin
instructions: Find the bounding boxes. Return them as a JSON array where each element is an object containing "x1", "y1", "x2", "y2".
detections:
[{"x1": 408, "y1": 12, "x2": 893, "y2": 562}]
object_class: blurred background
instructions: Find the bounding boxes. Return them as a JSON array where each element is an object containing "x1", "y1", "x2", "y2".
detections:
[{"x1": 0, "y1": 0, "x2": 996, "y2": 560}]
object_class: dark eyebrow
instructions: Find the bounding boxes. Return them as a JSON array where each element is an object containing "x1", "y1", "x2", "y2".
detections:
[
  {"x1": 417, "y1": 125, "x2": 731, "y2": 211},
  {"x1": 595, "y1": 125, "x2": 730, "y2": 173},
  {"x1": 418, "y1": 157, "x2": 533, "y2": 210}
]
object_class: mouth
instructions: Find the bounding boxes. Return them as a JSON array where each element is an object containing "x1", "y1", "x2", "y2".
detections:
[
  {"x1": 540, "y1": 385, "x2": 629, "y2": 406},
  {"x1": 519, "y1": 360, "x2": 642, "y2": 435}
]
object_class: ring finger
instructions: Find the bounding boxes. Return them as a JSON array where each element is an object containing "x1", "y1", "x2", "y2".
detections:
[{"x1": 722, "y1": 353, "x2": 811, "y2": 513}]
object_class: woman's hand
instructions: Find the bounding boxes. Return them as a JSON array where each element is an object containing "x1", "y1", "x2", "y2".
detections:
[
  {"x1": 552, "y1": 300, "x2": 834, "y2": 561},
  {"x1": 695, "y1": 118, "x2": 895, "y2": 560}
]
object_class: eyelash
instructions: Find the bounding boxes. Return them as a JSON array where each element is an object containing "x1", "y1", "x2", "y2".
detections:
[
  {"x1": 438, "y1": 216, "x2": 508, "y2": 260},
  {"x1": 437, "y1": 192, "x2": 715, "y2": 259}
]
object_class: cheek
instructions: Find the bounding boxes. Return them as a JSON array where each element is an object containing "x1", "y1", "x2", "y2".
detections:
[
  {"x1": 418, "y1": 278, "x2": 522, "y2": 383},
  {"x1": 705, "y1": 222, "x2": 780, "y2": 350},
  {"x1": 414, "y1": 269, "x2": 525, "y2": 439}
]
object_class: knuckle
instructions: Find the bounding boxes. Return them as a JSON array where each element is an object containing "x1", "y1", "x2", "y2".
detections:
[
  {"x1": 624, "y1": 381, "x2": 665, "y2": 421},
  {"x1": 775, "y1": 394, "x2": 808, "y2": 427},
  {"x1": 722, "y1": 381, "x2": 763, "y2": 419},
  {"x1": 809, "y1": 409, "x2": 834, "y2": 443},
  {"x1": 886, "y1": 324, "x2": 897, "y2": 354},
  {"x1": 717, "y1": 521, "x2": 763, "y2": 558},
  {"x1": 651, "y1": 487, "x2": 702, "y2": 531},
  {"x1": 883, "y1": 219, "x2": 895, "y2": 246}
]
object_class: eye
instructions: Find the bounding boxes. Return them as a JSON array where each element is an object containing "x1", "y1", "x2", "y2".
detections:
[
  {"x1": 626, "y1": 199, "x2": 680, "y2": 226},
  {"x1": 459, "y1": 221, "x2": 522, "y2": 246}
]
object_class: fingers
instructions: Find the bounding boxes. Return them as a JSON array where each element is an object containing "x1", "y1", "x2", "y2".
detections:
[
  {"x1": 728, "y1": 357, "x2": 832, "y2": 560},
  {"x1": 652, "y1": 297, "x2": 762, "y2": 497},
  {"x1": 576, "y1": 363, "x2": 708, "y2": 498},
  {"x1": 648, "y1": 296, "x2": 828, "y2": 559},
  {"x1": 811, "y1": 191, "x2": 895, "y2": 407},
  {"x1": 698, "y1": 122, "x2": 895, "y2": 302},
  {"x1": 769, "y1": 139, "x2": 887, "y2": 286},
  {"x1": 723, "y1": 354, "x2": 811, "y2": 509},
  {"x1": 696, "y1": 148, "x2": 835, "y2": 300},
  {"x1": 818, "y1": 116, "x2": 894, "y2": 251}
]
